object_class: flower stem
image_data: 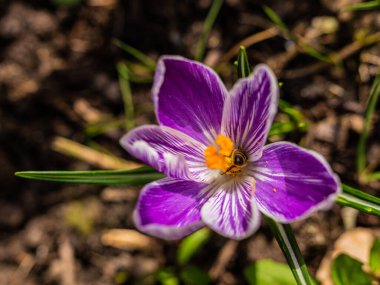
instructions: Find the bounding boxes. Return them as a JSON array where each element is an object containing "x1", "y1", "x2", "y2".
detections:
[{"x1": 265, "y1": 217, "x2": 314, "y2": 285}]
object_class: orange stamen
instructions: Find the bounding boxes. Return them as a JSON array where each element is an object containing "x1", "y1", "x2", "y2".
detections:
[
  {"x1": 215, "y1": 134, "x2": 234, "y2": 156},
  {"x1": 204, "y1": 134, "x2": 234, "y2": 172}
]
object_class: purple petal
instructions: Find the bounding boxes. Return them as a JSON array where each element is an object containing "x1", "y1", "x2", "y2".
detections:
[
  {"x1": 120, "y1": 125, "x2": 217, "y2": 183},
  {"x1": 134, "y1": 178, "x2": 206, "y2": 240},
  {"x1": 250, "y1": 142, "x2": 341, "y2": 223},
  {"x1": 201, "y1": 177, "x2": 261, "y2": 239},
  {"x1": 153, "y1": 56, "x2": 228, "y2": 145},
  {"x1": 222, "y1": 64, "x2": 278, "y2": 161}
]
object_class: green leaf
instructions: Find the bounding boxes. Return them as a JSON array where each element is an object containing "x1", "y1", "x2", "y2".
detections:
[
  {"x1": 177, "y1": 228, "x2": 211, "y2": 265},
  {"x1": 85, "y1": 118, "x2": 125, "y2": 138},
  {"x1": 117, "y1": 62, "x2": 135, "y2": 131},
  {"x1": 279, "y1": 100, "x2": 305, "y2": 124},
  {"x1": 367, "y1": 171, "x2": 380, "y2": 181},
  {"x1": 236, "y1": 46, "x2": 251, "y2": 79},
  {"x1": 262, "y1": 5, "x2": 290, "y2": 36},
  {"x1": 112, "y1": 39, "x2": 156, "y2": 71},
  {"x1": 370, "y1": 238, "x2": 380, "y2": 274},
  {"x1": 244, "y1": 259, "x2": 297, "y2": 285},
  {"x1": 15, "y1": 167, "x2": 164, "y2": 185},
  {"x1": 331, "y1": 254, "x2": 371, "y2": 285},
  {"x1": 263, "y1": 6, "x2": 332, "y2": 64},
  {"x1": 345, "y1": 0, "x2": 380, "y2": 11},
  {"x1": 357, "y1": 73, "x2": 380, "y2": 178},
  {"x1": 51, "y1": 0, "x2": 81, "y2": 7},
  {"x1": 236, "y1": 46, "x2": 251, "y2": 78},
  {"x1": 337, "y1": 184, "x2": 380, "y2": 217},
  {"x1": 195, "y1": 0, "x2": 224, "y2": 61},
  {"x1": 265, "y1": 218, "x2": 314, "y2": 285},
  {"x1": 156, "y1": 268, "x2": 179, "y2": 285},
  {"x1": 269, "y1": 121, "x2": 307, "y2": 137},
  {"x1": 180, "y1": 266, "x2": 211, "y2": 285}
]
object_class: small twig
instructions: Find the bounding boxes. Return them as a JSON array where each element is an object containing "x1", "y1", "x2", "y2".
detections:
[
  {"x1": 208, "y1": 240, "x2": 238, "y2": 281},
  {"x1": 52, "y1": 136, "x2": 142, "y2": 170},
  {"x1": 59, "y1": 236, "x2": 76, "y2": 285},
  {"x1": 11, "y1": 253, "x2": 35, "y2": 285},
  {"x1": 221, "y1": 27, "x2": 279, "y2": 63},
  {"x1": 284, "y1": 32, "x2": 380, "y2": 79},
  {"x1": 101, "y1": 229, "x2": 155, "y2": 251}
]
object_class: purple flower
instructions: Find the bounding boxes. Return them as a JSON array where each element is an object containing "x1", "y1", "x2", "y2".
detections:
[{"x1": 120, "y1": 56, "x2": 341, "y2": 240}]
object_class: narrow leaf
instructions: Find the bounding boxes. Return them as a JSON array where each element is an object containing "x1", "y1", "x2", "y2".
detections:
[
  {"x1": 262, "y1": 5, "x2": 290, "y2": 36},
  {"x1": 177, "y1": 228, "x2": 211, "y2": 265},
  {"x1": 263, "y1": 5, "x2": 332, "y2": 63},
  {"x1": 337, "y1": 184, "x2": 380, "y2": 217},
  {"x1": 117, "y1": 62, "x2": 135, "y2": 131},
  {"x1": 236, "y1": 46, "x2": 251, "y2": 79},
  {"x1": 357, "y1": 73, "x2": 380, "y2": 177},
  {"x1": 265, "y1": 217, "x2": 313, "y2": 285},
  {"x1": 370, "y1": 238, "x2": 380, "y2": 274},
  {"x1": 15, "y1": 167, "x2": 164, "y2": 185},
  {"x1": 195, "y1": 0, "x2": 224, "y2": 61},
  {"x1": 345, "y1": 0, "x2": 380, "y2": 11},
  {"x1": 237, "y1": 46, "x2": 251, "y2": 78},
  {"x1": 331, "y1": 254, "x2": 371, "y2": 285},
  {"x1": 367, "y1": 171, "x2": 380, "y2": 181},
  {"x1": 113, "y1": 39, "x2": 156, "y2": 71}
]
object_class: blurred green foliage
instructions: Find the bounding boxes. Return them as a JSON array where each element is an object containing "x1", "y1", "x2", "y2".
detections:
[
  {"x1": 177, "y1": 228, "x2": 211, "y2": 265},
  {"x1": 51, "y1": 0, "x2": 81, "y2": 7},
  {"x1": 331, "y1": 254, "x2": 371, "y2": 285},
  {"x1": 244, "y1": 259, "x2": 297, "y2": 285}
]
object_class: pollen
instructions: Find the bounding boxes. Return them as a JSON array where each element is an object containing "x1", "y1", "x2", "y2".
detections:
[
  {"x1": 215, "y1": 134, "x2": 234, "y2": 156},
  {"x1": 204, "y1": 134, "x2": 234, "y2": 172}
]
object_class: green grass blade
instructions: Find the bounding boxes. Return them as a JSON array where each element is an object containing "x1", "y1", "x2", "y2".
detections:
[
  {"x1": 279, "y1": 99, "x2": 308, "y2": 130},
  {"x1": 236, "y1": 46, "x2": 251, "y2": 78},
  {"x1": 177, "y1": 228, "x2": 211, "y2": 265},
  {"x1": 113, "y1": 39, "x2": 156, "y2": 71},
  {"x1": 117, "y1": 62, "x2": 135, "y2": 131},
  {"x1": 265, "y1": 218, "x2": 313, "y2": 285},
  {"x1": 357, "y1": 73, "x2": 380, "y2": 177},
  {"x1": 195, "y1": 0, "x2": 224, "y2": 61},
  {"x1": 331, "y1": 254, "x2": 372, "y2": 285},
  {"x1": 263, "y1": 5, "x2": 333, "y2": 64},
  {"x1": 367, "y1": 171, "x2": 380, "y2": 181},
  {"x1": 85, "y1": 117, "x2": 125, "y2": 137},
  {"x1": 235, "y1": 46, "x2": 251, "y2": 79},
  {"x1": 336, "y1": 183, "x2": 380, "y2": 217},
  {"x1": 15, "y1": 167, "x2": 164, "y2": 185},
  {"x1": 262, "y1": 5, "x2": 290, "y2": 36},
  {"x1": 345, "y1": 0, "x2": 380, "y2": 11},
  {"x1": 298, "y1": 43, "x2": 334, "y2": 64},
  {"x1": 269, "y1": 121, "x2": 299, "y2": 137}
]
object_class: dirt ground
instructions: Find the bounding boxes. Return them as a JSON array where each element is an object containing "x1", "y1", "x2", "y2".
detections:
[{"x1": 1, "y1": 0, "x2": 380, "y2": 284}]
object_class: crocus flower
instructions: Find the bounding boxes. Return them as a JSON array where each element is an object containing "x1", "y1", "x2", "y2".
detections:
[{"x1": 120, "y1": 56, "x2": 341, "y2": 240}]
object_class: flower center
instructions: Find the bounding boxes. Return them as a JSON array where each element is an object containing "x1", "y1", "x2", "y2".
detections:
[{"x1": 204, "y1": 134, "x2": 248, "y2": 175}]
